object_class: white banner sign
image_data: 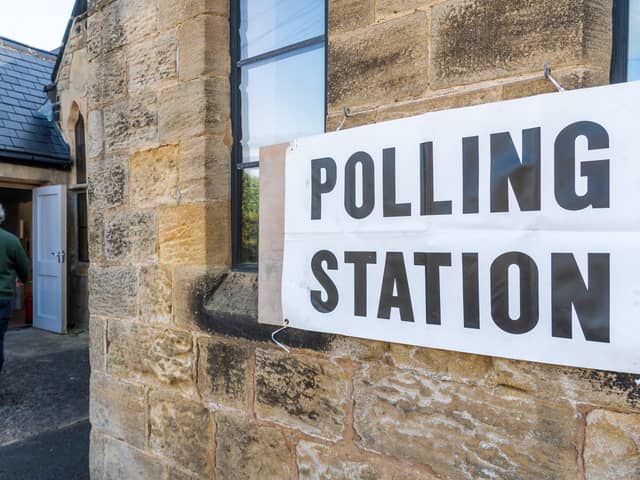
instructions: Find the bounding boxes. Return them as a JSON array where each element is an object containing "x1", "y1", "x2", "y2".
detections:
[{"x1": 282, "y1": 82, "x2": 640, "y2": 374}]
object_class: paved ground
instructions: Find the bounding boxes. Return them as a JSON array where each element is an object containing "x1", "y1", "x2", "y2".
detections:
[{"x1": 0, "y1": 328, "x2": 90, "y2": 480}]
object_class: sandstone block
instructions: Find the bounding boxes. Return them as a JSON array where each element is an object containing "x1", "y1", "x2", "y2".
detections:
[
  {"x1": 254, "y1": 349, "x2": 348, "y2": 440},
  {"x1": 584, "y1": 410, "x2": 640, "y2": 480},
  {"x1": 128, "y1": 32, "x2": 178, "y2": 92},
  {"x1": 158, "y1": 202, "x2": 230, "y2": 267},
  {"x1": 107, "y1": 319, "x2": 194, "y2": 391},
  {"x1": 197, "y1": 338, "x2": 250, "y2": 409},
  {"x1": 489, "y1": 359, "x2": 640, "y2": 414},
  {"x1": 167, "y1": 467, "x2": 205, "y2": 480},
  {"x1": 100, "y1": 48, "x2": 127, "y2": 104},
  {"x1": 121, "y1": 0, "x2": 158, "y2": 45},
  {"x1": 203, "y1": 271, "x2": 257, "y2": 321},
  {"x1": 158, "y1": 0, "x2": 229, "y2": 31},
  {"x1": 375, "y1": 0, "x2": 433, "y2": 20},
  {"x1": 90, "y1": 372, "x2": 146, "y2": 449},
  {"x1": 177, "y1": 14, "x2": 229, "y2": 81},
  {"x1": 375, "y1": 85, "x2": 501, "y2": 123},
  {"x1": 89, "y1": 266, "x2": 137, "y2": 318},
  {"x1": 158, "y1": 78, "x2": 229, "y2": 145},
  {"x1": 89, "y1": 315, "x2": 106, "y2": 372},
  {"x1": 328, "y1": 0, "x2": 374, "y2": 36},
  {"x1": 328, "y1": 11, "x2": 428, "y2": 110},
  {"x1": 501, "y1": 68, "x2": 609, "y2": 100},
  {"x1": 87, "y1": 110, "x2": 103, "y2": 158},
  {"x1": 88, "y1": 160, "x2": 127, "y2": 210},
  {"x1": 178, "y1": 136, "x2": 230, "y2": 203},
  {"x1": 171, "y1": 267, "x2": 226, "y2": 330},
  {"x1": 104, "y1": 437, "x2": 164, "y2": 480},
  {"x1": 149, "y1": 391, "x2": 212, "y2": 476},
  {"x1": 215, "y1": 412, "x2": 290, "y2": 480},
  {"x1": 87, "y1": 2, "x2": 125, "y2": 59},
  {"x1": 129, "y1": 145, "x2": 179, "y2": 208},
  {"x1": 430, "y1": 0, "x2": 609, "y2": 89},
  {"x1": 88, "y1": 209, "x2": 105, "y2": 264},
  {"x1": 89, "y1": 429, "x2": 106, "y2": 480},
  {"x1": 103, "y1": 92, "x2": 158, "y2": 153},
  {"x1": 104, "y1": 210, "x2": 156, "y2": 264},
  {"x1": 138, "y1": 265, "x2": 172, "y2": 324},
  {"x1": 353, "y1": 362, "x2": 578, "y2": 479},
  {"x1": 296, "y1": 441, "x2": 380, "y2": 480}
]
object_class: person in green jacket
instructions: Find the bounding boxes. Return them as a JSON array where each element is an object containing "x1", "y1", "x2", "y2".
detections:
[{"x1": 0, "y1": 204, "x2": 30, "y2": 373}]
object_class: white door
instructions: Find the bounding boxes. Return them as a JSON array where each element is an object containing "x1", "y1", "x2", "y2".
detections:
[{"x1": 33, "y1": 185, "x2": 67, "y2": 334}]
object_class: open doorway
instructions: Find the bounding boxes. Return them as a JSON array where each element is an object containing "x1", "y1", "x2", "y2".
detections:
[{"x1": 0, "y1": 187, "x2": 33, "y2": 329}]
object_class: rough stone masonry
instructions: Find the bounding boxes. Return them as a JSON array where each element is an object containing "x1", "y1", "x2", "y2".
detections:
[{"x1": 54, "y1": 0, "x2": 640, "y2": 478}]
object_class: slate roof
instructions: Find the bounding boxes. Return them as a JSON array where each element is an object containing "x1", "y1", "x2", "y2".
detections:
[{"x1": 0, "y1": 37, "x2": 70, "y2": 168}]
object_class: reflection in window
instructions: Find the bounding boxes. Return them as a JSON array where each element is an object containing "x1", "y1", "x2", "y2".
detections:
[
  {"x1": 232, "y1": 0, "x2": 326, "y2": 266},
  {"x1": 629, "y1": 1, "x2": 640, "y2": 80}
]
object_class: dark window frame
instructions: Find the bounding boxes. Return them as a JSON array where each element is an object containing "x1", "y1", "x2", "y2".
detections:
[
  {"x1": 75, "y1": 114, "x2": 89, "y2": 263},
  {"x1": 611, "y1": 0, "x2": 630, "y2": 83},
  {"x1": 230, "y1": 0, "x2": 328, "y2": 270}
]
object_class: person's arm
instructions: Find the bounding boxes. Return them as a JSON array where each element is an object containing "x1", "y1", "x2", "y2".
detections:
[{"x1": 12, "y1": 239, "x2": 30, "y2": 283}]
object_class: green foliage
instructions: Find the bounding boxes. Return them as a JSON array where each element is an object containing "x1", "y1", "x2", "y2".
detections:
[{"x1": 241, "y1": 172, "x2": 259, "y2": 263}]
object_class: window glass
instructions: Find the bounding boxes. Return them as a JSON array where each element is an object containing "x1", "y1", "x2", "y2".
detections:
[
  {"x1": 629, "y1": 2, "x2": 640, "y2": 80},
  {"x1": 75, "y1": 116, "x2": 86, "y2": 184},
  {"x1": 240, "y1": 168, "x2": 259, "y2": 264},
  {"x1": 240, "y1": 0, "x2": 324, "y2": 59},
  {"x1": 77, "y1": 193, "x2": 88, "y2": 262},
  {"x1": 240, "y1": 44, "x2": 325, "y2": 164}
]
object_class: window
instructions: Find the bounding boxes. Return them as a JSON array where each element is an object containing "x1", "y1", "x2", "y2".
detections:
[
  {"x1": 611, "y1": 0, "x2": 640, "y2": 82},
  {"x1": 75, "y1": 115, "x2": 89, "y2": 262},
  {"x1": 75, "y1": 115, "x2": 86, "y2": 184},
  {"x1": 231, "y1": 0, "x2": 327, "y2": 267}
]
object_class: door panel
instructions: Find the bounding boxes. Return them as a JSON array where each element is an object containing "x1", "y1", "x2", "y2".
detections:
[{"x1": 33, "y1": 185, "x2": 66, "y2": 334}]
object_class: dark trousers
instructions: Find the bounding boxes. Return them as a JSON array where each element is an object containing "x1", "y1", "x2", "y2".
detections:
[{"x1": 0, "y1": 301, "x2": 11, "y2": 373}]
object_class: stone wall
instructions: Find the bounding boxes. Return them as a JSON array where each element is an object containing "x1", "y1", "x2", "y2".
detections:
[{"x1": 83, "y1": 0, "x2": 640, "y2": 479}]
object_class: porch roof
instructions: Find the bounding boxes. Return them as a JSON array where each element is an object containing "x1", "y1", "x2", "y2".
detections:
[{"x1": 0, "y1": 37, "x2": 70, "y2": 169}]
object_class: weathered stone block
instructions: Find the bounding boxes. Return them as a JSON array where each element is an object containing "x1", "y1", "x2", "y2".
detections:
[
  {"x1": 121, "y1": 0, "x2": 158, "y2": 44},
  {"x1": 88, "y1": 209, "x2": 105, "y2": 264},
  {"x1": 149, "y1": 391, "x2": 212, "y2": 476},
  {"x1": 328, "y1": 11, "x2": 428, "y2": 110},
  {"x1": 129, "y1": 145, "x2": 179, "y2": 208},
  {"x1": 107, "y1": 319, "x2": 194, "y2": 391},
  {"x1": 89, "y1": 429, "x2": 106, "y2": 480},
  {"x1": 104, "y1": 437, "x2": 164, "y2": 480},
  {"x1": 177, "y1": 14, "x2": 229, "y2": 81},
  {"x1": 197, "y1": 338, "x2": 250, "y2": 408},
  {"x1": 172, "y1": 267, "x2": 226, "y2": 330},
  {"x1": 501, "y1": 68, "x2": 609, "y2": 100},
  {"x1": 138, "y1": 265, "x2": 172, "y2": 324},
  {"x1": 158, "y1": 0, "x2": 229, "y2": 31},
  {"x1": 90, "y1": 372, "x2": 146, "y2": 449},
  {"x1": 328, "y1": 0, "x2": 374, "y2": 36},
  {"x1": 87, "y1": 110, "x2": 103, "y2": 158},
  {"x1": 158, "y1": 78, "x2": 229, "y2": 145},
  {"x1": 430, "y1": 0, "x2": 610, "y2": 89},
  {"x1": 353, "y1": 362, "x2": 578, "y2": 479},
  {"x1": 178, "y1": 136, "x2": 230, "y2": 203},
  {"x1": 89, "y1": 266, "x2": 137, "y2": 318},
  {"x1": 87, "y1": 2, "x2": 125, "y2": 59},
  {"x1": 89, "y1": 315, "x2": 106, "y2": 372},
  {"x1": 296, "y1": 441, "x2": 380, "y2": 480},
  {"x1": 584, "y1": 410, "x2": 640, "y2": 480},
  {"x1": 88, "y1": 160, "x2": 127, "y2": 210},
  {"x1": 489, "y1": 359, "x2": 640, "y2": 413},
  {"x1": 104, "y1": 210, "x2": 156, "y2": 264},
  {"x1": 167, "y1": 467, "x2": 204, "y2": 480},
  {"x1": 254, "y1": 349, "x2": 348, "y2": 440},
  {"x1": 103, "y1": 91, "x2": 158, "y2": 153},
  {"x1": 158, "y1": 202, "x2": 230, "y2": 267},
  {"x1": 375, "y1": 0, "x2": 433, "y2": 20},
  {"x1": 215, "y1": 412, "x2": 290, "y2": 480},
  {"x1": 375, "y1": 85, "x2": 501, "y2": 122},
  {"x1": 128, "y1": 32, "x2": 178, "y2": 92}
]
